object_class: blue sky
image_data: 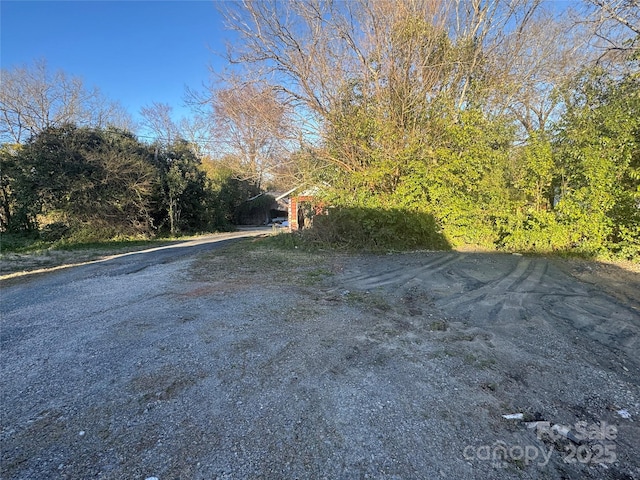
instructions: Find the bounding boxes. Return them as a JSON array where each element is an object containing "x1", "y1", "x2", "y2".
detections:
[{"x1": 1, "y1": 0, "x2": 231, "y2": 123}]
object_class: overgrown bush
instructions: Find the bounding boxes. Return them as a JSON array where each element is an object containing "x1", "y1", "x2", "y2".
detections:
[
  {"x1": 39, "y1": 221, "x2": 72, "y2": 242},
  {"x1": 303, "y1": 207, "x2": 451, "y2": 251},
  {"x1": 497, "y1": 210, "x2": 572, "y2": 253}
]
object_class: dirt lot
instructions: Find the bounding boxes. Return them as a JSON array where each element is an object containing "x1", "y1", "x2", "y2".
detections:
[{"x1": 1, "y1": 241, "x2": 639, "y2": 479}]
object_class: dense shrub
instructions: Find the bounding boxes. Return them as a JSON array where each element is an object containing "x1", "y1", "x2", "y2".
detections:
[{"x1": 304, "y1": 207, "x2": 451, "y2": 251}]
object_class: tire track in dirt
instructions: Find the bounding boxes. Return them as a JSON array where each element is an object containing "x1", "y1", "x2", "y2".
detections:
[
  {"x1": 339, "y1": 252, "x2": 463, "y2": 290},
  {"x1": 335, "y1": 253, "x2": 640, "y2": 368},
  {"x1": 435, "y1": 257, "x2": 533, "y2": 315},
  {"x1": 544, "y1": 292, "x2": 640, "y2": 359}
]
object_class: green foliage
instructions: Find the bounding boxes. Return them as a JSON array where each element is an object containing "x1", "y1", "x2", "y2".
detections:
[
  {"x1": 508, "y1": 133, "x2": 555, "y2": 212},
  {"x1": 552, "y1": 68, "x2": 639, "y2": 259},
  {"x1": 0, "y1": 231, "x2": 48, "y2": 253},
  {"x1": 152, "y1": 139, "x2": 215, "y2": 235},
  {"x1": 1, "y1": 126, "x2": 268, "y2": 244},
  {"x1": 417, "y1": 110, "x2": 515, "y2": 248},
  {"x1": 0, "y1": 143, "x2": 39, "y2": 232},
  {"x1": 494, "y1": 67, "x2": 640, "y2": 260},
  {"x1": 3, "y1": 124, "x2": 158, "y2": 237},
  {"x1": 315, "y1": 61, "x2": 639, "y2": 260},
  {"x1": 40, "y1": 221, "x2": 72, "y2": 242},
  {"x1": 497, "y1": 210, "x2": 572, "y2": 253},
  {"x1": 2, "y1": 54, "x2": 637, "y2": 261},
  {"x1": 246, "y1": 229, "x2": 309, "y2": 252},
  {"x1": 321, "y1": 108, "x2": 514, "y2": 249},
  {"x1": 302, "y1": 207, "x2": 451, "y2": 251},
  {"x1": 0, "y1": 230, "x2": 170, "y2": 255},
  {"x1": 215, "y1": 176, "x2": 261, "y2": 227}
]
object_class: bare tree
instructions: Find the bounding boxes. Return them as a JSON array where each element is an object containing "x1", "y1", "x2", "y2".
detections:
[
  {"x1": 203, "y1": 80, "x2": 291, "y2": 188},
  {"x1": 487, "y1": 10, "x2": 595, "y2": 135},
  {"x1": 220, "y1": 0, "x2": 341, "y2": 118},
  {"x1": 85, "y1": 95, "x2": 135, "y2": 133},
  {"x1": 497, "y1": 0, "x2": 638, "y2": 135},
  {"x1": 139, "y1": 102, "x2": 179, "y2": 146},
  {"x1": 219, "y1": 0, "x2": 550, "y2": 170},
  {"x1": 0, "y1": 59, "x2": 132, "y2": 144},
  {"x1": 582, "y1": 0, "x2": 640, "y2": 55},
  {"x1": 178, "y1": 114, "x2": 211, "y2": 158}
]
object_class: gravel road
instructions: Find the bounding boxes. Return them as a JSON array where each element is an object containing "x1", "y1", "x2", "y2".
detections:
[{"x1": 1, "y1": 241, "x2": 639, "y2": 480}]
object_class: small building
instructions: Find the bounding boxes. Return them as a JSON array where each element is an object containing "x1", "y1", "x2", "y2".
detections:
[
  {"x1": 277, "y1": 186, "x2": 323, "y2": 231},
  {"x1": 242, "y1": 192, "x2": 289, "y2": 226}
]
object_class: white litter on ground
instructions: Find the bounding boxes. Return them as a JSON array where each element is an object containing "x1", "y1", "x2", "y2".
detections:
[
  {"x1": 502, "y1": 413, "x2": 524, "y2": 420},
  {"x1": 617, "y1": 409, "x2": 632, "y2": 419}
]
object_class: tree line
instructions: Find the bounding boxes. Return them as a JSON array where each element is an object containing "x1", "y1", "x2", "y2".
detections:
[
  {"x1": 219, "y1": 0, "x2": 639, "y2": 259},
  {"x1": 0, "y1": 124, "x2": 266, "y2": 242},
  {"x1": 1, "y1": 0, "x2": 638, "y2": 259}
]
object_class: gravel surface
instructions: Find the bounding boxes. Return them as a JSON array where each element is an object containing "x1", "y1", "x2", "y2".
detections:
[{"x1": 1, "y1": 240, "x2": 639, "y2": 479}]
